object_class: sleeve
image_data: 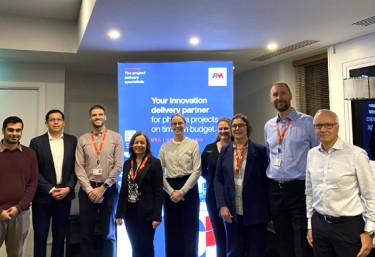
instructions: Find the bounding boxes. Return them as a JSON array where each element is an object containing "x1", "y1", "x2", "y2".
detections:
[
  {"x1": 105, "y1": 133, "x2": 124, "y2": 186},
  {"x1": 305, "y1": 151, "x2": 314, "y2": 229},
  {"x1": 355, "y1": 150, "x2": 375, "y2": 232},
  {"x1": 16, "y1": 149, "x2": 38, "y2": 212},
  {"x1": 214, "y1": 147, "x2": 226, "y2": 210},
  {"x1": 66, "y1": 136, "x2": 78, "y2": 192},
  {"x1": 29, "y1": 138, "x2": 54, "y2": 194},
  {"x1": 116, "y1": 162, "x2": 127, "y2": 219},
  {"x1": 180, "y1": 141, "x2": 201, "y2": 196},
  {"x1": 307, "y1": 117, "x2": 320, "y2": 148},
  {"x1": 159, "y1": 144, "x2": 174, "y2": 195},
  {"x1": 75, "y1": 136, "x2": 93, "y2": 194},
  {"x1": 152, "y1": 158, "x2": 164, "y2": 222},
  {"x1": 201, "y1": 145, "x2": 209, "y2": 181}
]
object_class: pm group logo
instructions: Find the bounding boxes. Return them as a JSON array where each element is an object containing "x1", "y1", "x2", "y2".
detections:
[{"x1": 208, "y1": 67, "x2": 227, "y2": 87}]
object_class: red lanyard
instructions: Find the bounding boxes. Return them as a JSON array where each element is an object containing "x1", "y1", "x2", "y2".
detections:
[
  {"x1": 91, "y1": 129, "x2": 107, "y2": 157},
  {"x1": 276, "y1": 119, "x2": 291, "y2": 144},
  {"x1": 234, "y1": 142, "x2": 248, "y2": 174},
  {"x1": 130, "y1": 155, "x2": 149, "y2": 183}
]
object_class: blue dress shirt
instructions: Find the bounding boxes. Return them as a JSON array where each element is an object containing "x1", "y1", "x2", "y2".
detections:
[{"x1": 264, "y1": 108, "x2": 319, "y2": 181}]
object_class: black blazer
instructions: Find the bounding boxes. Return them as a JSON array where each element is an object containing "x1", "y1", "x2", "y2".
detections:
[
  {"x1": 116, "y1": 156, "x2": 163, "y2": 222},
  {"x1": 201, "y1": 142, "x2": 220, "y2": 194},
  {"x1": 30, "y1": 133, "x2": 77, "y2": 203},
  {"x1": 214, "y1": 140, "x2": 270, "y2": 225}
]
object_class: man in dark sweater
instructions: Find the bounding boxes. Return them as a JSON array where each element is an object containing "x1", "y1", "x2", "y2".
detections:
[{"x1": 0, "y1": 116, "x2": 38, "y2": 257}]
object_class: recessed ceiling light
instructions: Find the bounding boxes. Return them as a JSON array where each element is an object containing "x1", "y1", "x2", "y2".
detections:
[
  {"x1": 267, "y1": 42, "x2": 278, "y2": 51},
  {"x1": 189, "y1": 36, "x2": 200, "y2": 46},
  {"x1": 108, "y1": 29, "x2": 121, "y2": 40}
]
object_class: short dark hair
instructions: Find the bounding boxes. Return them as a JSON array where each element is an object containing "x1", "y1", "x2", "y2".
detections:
[
  {"x1": 89, "y1": 105, "x2": 105, "y2": 116},
  {"x1": 129, "y1": 131, "x2": 152, "y2": 158},
  {"x1": 45, "y1": 109, "x2": 64, "y2": 122},
  {"x1": 231, "y1": 113, "x2": 253, "y2": 138},
  {"x1": 3, "y1": 116, "x2": 24, "y2": 129}
]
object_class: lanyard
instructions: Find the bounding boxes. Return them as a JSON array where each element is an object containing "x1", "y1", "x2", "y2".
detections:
[
  {"x1": 130, "y1": 155, "x2": 149, "y2": 183},
  {"x1": 90, "y1": 129, "x2": 107, "y2": 158},
  {"x1": 276, "y1": 119, "x2": 291, "y2": 145},
  {"x1": 234, "y1": 142, "x2": 248, "y2": 174}
]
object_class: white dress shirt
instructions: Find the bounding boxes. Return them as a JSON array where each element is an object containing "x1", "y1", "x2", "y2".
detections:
[
  {"x1": 306, "y1": 137, "x2": 375, "y2": 232},
  {"x1": 48, "y1": 132, "x2": 64, "y2": 184}
]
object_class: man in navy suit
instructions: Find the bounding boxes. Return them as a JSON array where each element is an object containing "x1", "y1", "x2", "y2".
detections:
[{"x1": 30, "y1": 109, "x2": 77, "y2": 257}]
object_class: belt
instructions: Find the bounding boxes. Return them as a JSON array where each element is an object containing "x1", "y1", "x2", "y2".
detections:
[
  {"x1": 55, "y1": 184, "x2": 63, "y2": 188},
  {"x1": 90, "y1": 181, "x2": 104, "y2": 188},
  {"x1": 268, "y1": 179, "x2": 305, "y2": 189},
  {"x1": 317, "y1": 212, "x2": 362, "y2": 224}
]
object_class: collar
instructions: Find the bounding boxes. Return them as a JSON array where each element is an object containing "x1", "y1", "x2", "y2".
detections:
[
  {"x1": 92, "y1": 126, "x2": 107, "y2": 136},
  {"x1": 318, "y1": 137, "x2": 342, "y2": 153},
  {"x1": 0, "y1": 140, "x2": 22, "y2": 152},
  {"x1": 277, "y1": 107, "x2": 298, "y2": 121},
  {"x1": 48, "y1": 131, "x2": 64, "y2": 140}
]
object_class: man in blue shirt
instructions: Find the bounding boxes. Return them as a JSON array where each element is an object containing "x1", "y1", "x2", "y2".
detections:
[{"x1": 264, "y1": 82, "x2": 319, "y2": 257}]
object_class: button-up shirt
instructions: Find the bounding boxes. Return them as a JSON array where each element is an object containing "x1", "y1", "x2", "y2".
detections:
[
  {"x1": 48, "y1": 132, "x2": 64, "y2": 184},
  {"x1": 264, "y1": 108, "x2": 319, "y2": 181},
  {"x1": 306, "y1": 137, "x2": 375, "y2": 231},
  {"x1": 75, "y1": 127, "x2": 124, "y2": 193},
  {"x1": 159, "y1": 137, "x2": 201, "y2": 196}
]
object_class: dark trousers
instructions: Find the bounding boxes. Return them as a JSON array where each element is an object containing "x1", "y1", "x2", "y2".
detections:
[
  {"x1": 124, "y1": 203, "x2": 156, "y2": 257},
  {"x1": 225, "y1": 214, "x2": 267, "y2": 257},
  {"x1": 311, "y1": 212, "x2": 364, "y2": 257},
  {"x1": 78, "y1": 186, "x2": 119, "y2": 257},
  {"x1": 268, "y1": 180, "x2": 313, "y2": 257},
  {"x1": 164, "y1": 177, "x2": 200, "y2": 257},
  {"x1": 32, "y1": 200, "x2": 71, "y2": 257},
  {"x1": 206, "y1": 189, "x2": 227, "y2": 257}
]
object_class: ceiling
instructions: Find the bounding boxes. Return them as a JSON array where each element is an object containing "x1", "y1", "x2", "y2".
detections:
[{"x1": 0, "y1": 0, "x2": 375, "y2": 75}]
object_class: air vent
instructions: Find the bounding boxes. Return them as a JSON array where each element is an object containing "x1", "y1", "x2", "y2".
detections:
[
  {"x1": 352, "y1": 16, "x2": 375, "y2": 26},
  {"x1": 250, "y1": 40, "x2": 320, "y2": 62}
]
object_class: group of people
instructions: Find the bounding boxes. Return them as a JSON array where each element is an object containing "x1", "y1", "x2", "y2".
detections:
[{"x1": 1, "y1": 81, "x2": 375, "y2": 257}]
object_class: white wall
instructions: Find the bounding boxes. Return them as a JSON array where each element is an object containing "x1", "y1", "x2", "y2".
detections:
[
  {"x1": 328, "y1": 32, "x2": 375, "y2": 142},
  {"x1": 234, "y1": 61, "x2": 296, "y2": 144}
]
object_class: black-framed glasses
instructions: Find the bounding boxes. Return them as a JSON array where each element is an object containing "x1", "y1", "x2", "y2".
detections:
[
  {"x1": 231, "y1": 123, "x2": 247, "y2": 129},
  {"x1": 313, "y1": 123, "x2": 337, "y2": 129}
]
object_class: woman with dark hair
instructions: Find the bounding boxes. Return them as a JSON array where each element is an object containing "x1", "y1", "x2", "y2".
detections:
[
  {"x1": 115, "y1": 131, "x2": 163, "y2": 257},
  {"x1": 215, "y1": 114, "x2": 270, "y2": 257},
  {"x1": 201, "y1": 117, "x2": 232, "y2": 257},
  {"x1": 159, "y1": 113, "x2": 201, "y2": 257}
]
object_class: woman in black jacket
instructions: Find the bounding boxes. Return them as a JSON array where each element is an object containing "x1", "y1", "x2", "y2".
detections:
[{"x1": 115, "y1": 131, "x2": 163, "y2": 257}]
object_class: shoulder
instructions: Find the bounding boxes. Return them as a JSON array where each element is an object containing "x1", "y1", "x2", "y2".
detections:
[
  {"x1": 264, "y1": 116, "x2": 277, "y2": 128},
  {"x1": 107, "y1": 129, "x2": 123, "y2": 139},
  {"x1": 149, "y1": 156, "x2": 161, "y2": 164},
  {"x1": 21, "y1": 145, "x2": 37, "y2": 157},
  {"x1": 251, "y1": 141, "x2": 266, "y2": 151},
  {"x1": 296, "y1": 112, "x2": 314, "y2": 122},
  {"x1": 30, "y1": 133, "x2": 48, "y2": 142},
  {"x1": 63, "y1": 133, "x2": 77, "y2": 139}
]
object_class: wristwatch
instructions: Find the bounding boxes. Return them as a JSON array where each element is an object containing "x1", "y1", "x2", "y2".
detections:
[
  {"x1": 366, "y1": 231, "x2": 375, "y2": 239},
  {"x1": 104, "y1": 182, "x2": 110, "y2": 189}
]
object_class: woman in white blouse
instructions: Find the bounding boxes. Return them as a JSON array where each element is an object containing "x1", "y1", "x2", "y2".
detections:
[{"x1": 158, "y1": 113, "x2": 201, "y2": 257}]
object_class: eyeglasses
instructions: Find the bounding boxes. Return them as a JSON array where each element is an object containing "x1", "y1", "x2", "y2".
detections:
[
  {"x1": 231, "y1": 123, "x2": 247, "y2": 129},
  {"x1": 171, "y1": 122, "x2": 184, "y2": 127},
  {"x1": 48, "y1": 118, "x2": 63, "y2": 123},
  {"x1": 313, "y1": 123, "x2": 337, "y2": 129}
]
